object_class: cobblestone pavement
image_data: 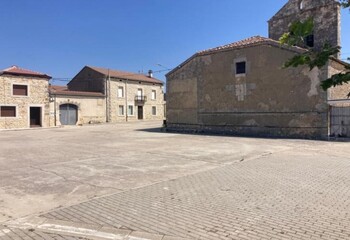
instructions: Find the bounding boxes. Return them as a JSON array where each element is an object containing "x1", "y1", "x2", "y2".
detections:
[
  {"x1": 5, "y1": 149, "x2": 344, "y2": 240},
  {"x1": 2, "y1": 123, "x2": 350, "y2": 239}
]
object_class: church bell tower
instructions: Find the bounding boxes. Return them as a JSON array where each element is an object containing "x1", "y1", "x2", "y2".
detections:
[{"x1": 268, "y1": 0, "x2": 341, "y2": 58}]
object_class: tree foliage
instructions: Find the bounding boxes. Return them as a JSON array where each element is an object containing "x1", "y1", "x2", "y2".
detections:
[
  {"x1": 340, "y1": 0, "x2": 350, "y2": 8},
  {"x1": 280, "y1": 1, "x2": 350, "y2": 97}
]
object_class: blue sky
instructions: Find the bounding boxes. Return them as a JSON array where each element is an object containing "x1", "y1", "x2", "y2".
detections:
[{"x1": 0, "y1": 0, "x2": 349, "y2": 85}]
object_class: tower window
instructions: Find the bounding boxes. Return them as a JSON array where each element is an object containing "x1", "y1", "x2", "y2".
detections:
[{"x1": 305, "y1": 34, "x2": 314, "y2": 48}]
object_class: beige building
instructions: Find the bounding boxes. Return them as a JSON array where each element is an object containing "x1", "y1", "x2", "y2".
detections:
[
  {"x1": 68, "y1": 66, "x2": 165, "y2": 123},
  {"x1": 0, "y1": 66, "x2": 51, "y2": 129},
  {"x1": 49, "y1": 85, "x2": 106, "y2": 126},
  {"x1": 166, "y1": 0, "x2": 350, "y2": 139}
]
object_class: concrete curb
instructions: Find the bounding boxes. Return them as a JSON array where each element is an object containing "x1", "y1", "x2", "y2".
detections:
[{"x1": 4, "y1": 217, "x2": 193, "y2": 240}]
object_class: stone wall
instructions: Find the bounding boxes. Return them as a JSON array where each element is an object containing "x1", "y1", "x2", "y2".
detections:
[
  {"x1": 166, "y1": 44, "x2": 330, "y2": 139},
  {"x1": 109, "y1": 80, "x2": 165, "y2": 122},
  {"x1": 68, "y1": 67, "x2": 106, "y2": 93},
  {"x1": 49, "y1": 95, "x2": 106, "y2": 126},
  {"x1": 166, "y1": 57, "x2": 200, "y2": 125},
  {"x1": 0, "y1": 75, "x2": 50, "y2": 129},
  {"x1": 269, "y1": 0, "x2": 340, "y2": 53},
  {"x1": 328, "y1": 60, "x2": 350, "y2": 106}
]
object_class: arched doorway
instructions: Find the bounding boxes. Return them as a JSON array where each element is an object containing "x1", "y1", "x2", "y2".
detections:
[{"x1": 59, "y1": 104, "x2": 78, "y2": 125}]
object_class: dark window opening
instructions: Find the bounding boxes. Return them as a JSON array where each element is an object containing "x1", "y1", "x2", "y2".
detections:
[
  {"x1": 13, "y1": 84, "x2": 28, "y2": 96},
  {"x1": 305, "y1": 34, "x2": 314, "y2": 48},
  {"x1": 236, "y1": 62, "x2": 246, "y2": 75},
  {"x1": 0, "y1": 106, "x2": 16, "y2": 117}
]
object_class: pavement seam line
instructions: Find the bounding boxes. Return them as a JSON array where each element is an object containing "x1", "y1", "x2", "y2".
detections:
[{"x1": 29, "y1": 166, "x2": 123, "y2": 191}]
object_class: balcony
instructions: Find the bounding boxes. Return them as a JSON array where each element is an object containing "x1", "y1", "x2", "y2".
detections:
[{"x1": 135, "y1": 95, "x2": 147, "y2": 104}]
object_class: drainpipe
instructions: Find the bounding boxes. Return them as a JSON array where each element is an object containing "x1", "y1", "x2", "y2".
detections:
[
  {"x1": 105, "y1": 70, "x2": 110, "y2": 123},
  {"x1": 105, "y1": 76, "x2": 108, "y2": 122},
  {"x1": 125, "y1": 79, "x2": 128, "y2": 122},
  {"x1": 108, "y1": 69, "x2": 111, "y2": 122},
  {"x1": 54, "y1": 94, "x2": 57, "y2": 127}
]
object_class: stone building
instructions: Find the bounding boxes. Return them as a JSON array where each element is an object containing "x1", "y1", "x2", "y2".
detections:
[
  {"x1": 166, "y1": 0, "x2": 350, "y2": 139},
  {"x1": 68, "y1": 66, "x2": 165, "y2": 123},
  {"x1": 49, "y1": 85, "x2": 105, "y2": 126},
  {"x1": 0, "y1": 66, "x2": 51, "y2": 129}
]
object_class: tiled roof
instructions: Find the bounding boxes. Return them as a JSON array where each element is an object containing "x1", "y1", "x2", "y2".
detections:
[
  {"x1": 0, "y1": 65, "x2": 51, "y2": 79},
  {"x1": 197, "y1": 36, "x2": 304, "y2": 55},
  {"x1": 49, "y1": 85, "x2": 105, "y2": 97},
  {"x1": 87, "y1": 66, "x2": 164, "y2": 85}
]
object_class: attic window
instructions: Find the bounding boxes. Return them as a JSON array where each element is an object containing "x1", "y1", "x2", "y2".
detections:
[{"x1": 236, "y1": 62, "x2": 246, "y2": 75}]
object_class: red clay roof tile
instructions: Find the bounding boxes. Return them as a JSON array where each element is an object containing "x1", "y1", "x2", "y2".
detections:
[
  {"x1": 87, "y1": 66, "x2": 164, "y2": 85},
  {"x1": 197, "y1": 36, "x2": 304, "y2": 55},
  {"x1": 0, "y1": 65, "x2": 51, "y2": 79},
  {"x1": 49, "y1": 85, "x2": 105, "y2": 97}
]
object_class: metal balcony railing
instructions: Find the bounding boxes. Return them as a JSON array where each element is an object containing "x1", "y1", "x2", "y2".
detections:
[{"x1": 135, "y1": 95, "x2": 147, "y2": 103}]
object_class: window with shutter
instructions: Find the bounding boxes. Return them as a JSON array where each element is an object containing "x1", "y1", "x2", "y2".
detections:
[
  {"x1": 13, "y1": 85, "x2": 28, "y2": 96},
  {"x1": 0, "y1": 106, "x2": 16, "y2": 117}
]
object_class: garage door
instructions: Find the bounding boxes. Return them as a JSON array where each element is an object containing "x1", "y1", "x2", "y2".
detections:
[
  {"x1": 60, "y1": 104, "x2": 78, "y2": 125},
  {"x1": 330, "y1": 106, "x2": 350, "y2": 137}
]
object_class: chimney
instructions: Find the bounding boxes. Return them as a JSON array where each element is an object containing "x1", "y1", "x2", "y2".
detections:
[{"x1": 148, "y1": 70, "x2": 153, "y2": 78}]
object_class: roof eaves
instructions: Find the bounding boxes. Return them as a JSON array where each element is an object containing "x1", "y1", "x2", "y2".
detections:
[
  {"x1": 109, "y1": 76, "x2": 164, "y2": 85},
  {"x1": 0, "y1": 71, "x2": 51, "y2": 79},
  {"x1": 330, "y1": 57, "x2": 350, "y2": 67},
  {"x1": 51, "y1": 91, "x2": 105, "y2": 97},
  {"x1": 166, "y1": 53, "x2": 198, "y2": 77}
]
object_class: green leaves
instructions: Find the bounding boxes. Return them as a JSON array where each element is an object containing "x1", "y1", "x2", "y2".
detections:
[
  {"x1": 283, "y1": 53, "x2": 311, "y2": 68},
  {"x1": 279, "y1": 18, "x2": 314, "y2": 48},
  {"x1": 340, "y1": 0, "x2": 350, "y2": 8},
  {"x1": 310, "y1": 44, "x2": 340, "y2": 69},
  {"x1": 280, "y1": 4, "x2": 350, "y2": 98},
  {"x1": 321, "y1": 73, "x2": 350, "y2": 94},
  {"x1": 283, "y1": 44, "x2": 340, "y2": 70}
]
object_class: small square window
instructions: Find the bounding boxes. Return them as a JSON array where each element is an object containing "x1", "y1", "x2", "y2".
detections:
[
  {"x1": 0, "y1": 106, "x2": 16, "y2": 117},
  {"x1": 152, "y1": 106, "x2": 157, "y2": 116},
  {"x1": 118, "y1": 105, "x2": 124, "y2": 116},
  {"x1": 236, "y1": 62, "x2": 246, "y2": 75},
  {"x1": 128, "y1": 105, "x2": 134, "y2": 116},
  {"x1": 13, "y1": 84, "x2": 28, "y2": 96},
  {"x1": 118, "y1": 87, "x2": 124, "y2": 98}
]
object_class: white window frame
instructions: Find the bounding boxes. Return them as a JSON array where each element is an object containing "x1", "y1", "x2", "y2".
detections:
[
  {"x1": 128, "y1": 105, "x2": 134, "y2": 116},
  {"x1": 0, "y1": 105, "x2": 18, "y2": 118},
  {"x1": 117, "y1": 86, "x2": 124, "y2": 98},
  {"x1": 152, "y1": 106, "x2": 157, "y2": 116},
  {"x1": 27, "y1": 104, "x2": 44, "y2": 128},
  {"x1": 151, "y1": 90, "x2": 156, "y2": 100},
  {"x1": 137, "y1": 88, "x2": 143, "y2": 97},
  {"x1": 12, "y1": 83, "x2": 29, "y2": 97},
  {"x1": 118, "y1": 105, "x2": 125, "y2": 116}
]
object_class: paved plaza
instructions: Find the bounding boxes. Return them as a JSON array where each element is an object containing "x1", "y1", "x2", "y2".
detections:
[{"x1": 1, "y1": 121, "x2": 350, "y2": 239}]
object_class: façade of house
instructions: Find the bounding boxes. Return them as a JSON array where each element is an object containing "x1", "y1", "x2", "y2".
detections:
[
  {"x1": 0, "y1": 66, "x2": 51, "y2": 129},
  {"x1": 0, "y1": 65, "x2": 165, "y2": 129},
  {"x1": 166, "y1": 0, "x2": 350, "y2": 139}
]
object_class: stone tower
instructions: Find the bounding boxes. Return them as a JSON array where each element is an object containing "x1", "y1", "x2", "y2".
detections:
[{"x1": 268, "y1": 0, "x2": 341, "y2": 57}]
